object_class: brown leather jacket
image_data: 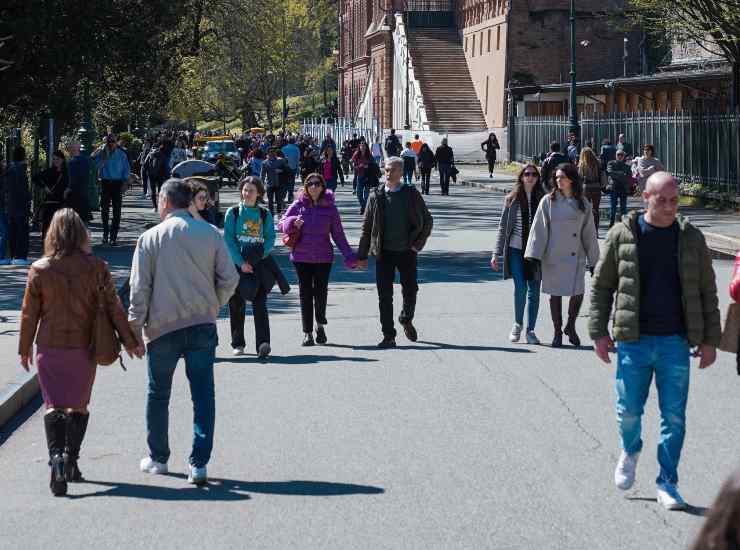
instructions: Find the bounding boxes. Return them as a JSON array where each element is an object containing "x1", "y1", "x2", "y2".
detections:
[{"x1": 19, "y1": 253, "x2": 137, "y2": 356}]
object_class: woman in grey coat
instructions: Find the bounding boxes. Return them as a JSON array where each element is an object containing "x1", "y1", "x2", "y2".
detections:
[
  {"x1": 525, "y1": 163, "x2": 599, "y2": 348},
  {"x1": 491, "y1": 164, "x2": 546, "y2": 344}
]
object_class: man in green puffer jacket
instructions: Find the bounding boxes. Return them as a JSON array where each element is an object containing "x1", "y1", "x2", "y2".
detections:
[{"x1": 589, "y1": 172, "x2": 720, "y2": 511}]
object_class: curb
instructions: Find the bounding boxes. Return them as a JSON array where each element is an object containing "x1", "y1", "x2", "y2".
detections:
[
  {"x1": 460, "y1": 177, "x2": 740, "y2": 257},
  {"x1": 0, "y1": 371, "x2": 39, "y2": 428}
]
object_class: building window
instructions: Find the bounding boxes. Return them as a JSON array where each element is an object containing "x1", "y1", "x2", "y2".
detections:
[
  {"x1": 485, "y1": 75, "x2": 489, "y2": 114},
  {"x1": 472, "y1": 34, "x2": 475, "y2": 57},
  {"x1": 487, "y1": 29, "x2": 491, "y2": 53},
  {"x1": 496, "y1": 25, "x2": 501, "y2": 50},
  {"x1": 479, "y1": 32, "x2": 483, "y2": 56},
  {"x1": 465, "y1": 36, "x2": 468, "y2": 53}
]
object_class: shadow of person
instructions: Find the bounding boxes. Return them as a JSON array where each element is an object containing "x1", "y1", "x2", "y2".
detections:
[
  {"x1": 215, "y1": 355, "x2": 379, "y2": 365},
  {"x1": 626, "y1": 496, "x2": 708, "y2": 517},
  {"x1": 68, "y1": 477, "x2": 384, "y2": 501}
]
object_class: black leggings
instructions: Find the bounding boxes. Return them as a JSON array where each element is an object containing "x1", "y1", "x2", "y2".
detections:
[
  {"x1": 420, "y1": 167, "x2": 432, "y2": 194},
  {"x1": 294, "y1": 262, "x2": 332, "y2": 333},
  {"x1": 100, "y1": 179, "x2": 124, "y2": 240},
  {"x1": 487, "y1": 157, "x2": 496, "y2": 174}
]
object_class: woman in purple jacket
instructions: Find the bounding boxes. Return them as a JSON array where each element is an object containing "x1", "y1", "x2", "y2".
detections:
[{"x1": 279, "y1": 173, "x2": 358, "y2": 346}]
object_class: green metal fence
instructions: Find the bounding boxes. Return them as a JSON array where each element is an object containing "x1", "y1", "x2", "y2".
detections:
[{"x1": 511, "y1": 111, "x2": 740, "y2": 194}]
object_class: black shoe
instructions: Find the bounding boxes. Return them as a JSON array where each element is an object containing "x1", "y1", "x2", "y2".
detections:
[
  {"x1": 400, "y1": 321, "x2": 417, "y2": 342},
  {"x1": 110, "y1": 239, "x2": 117, "y2": 247},
  {"x1": 315, "y1": 326, "x2": 327, "y2": 344},
  {"x1": 50, "y1": 454, "x2": 67, "y2": 496},
  {"x1": 302, "y1": 333, "x2": 315, "y2": 346},
  {"x1": 564, "y1": 326, "x2": 581, "y2": 347},
  {"x1": 359, "y1": 208, "x2": 365, "y2": 215},
  {"x1": 64, "y1": 412, "x2": 89, "y2": 482},
  {"x1": 102, "y1": 236, "x2": 109, "y2": 245},
  {"x1": 257, "y1": 342, "x2": 271, "y2": 359},
  {"x1": 552, "y1": 331, "x2": 563, "y2": 348},
  {"x1": 377, "y1": 336, "x2": 396, "y2": 349}
]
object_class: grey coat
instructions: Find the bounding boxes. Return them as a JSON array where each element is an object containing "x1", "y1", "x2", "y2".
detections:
[
  {"x1": 493, "y1": 199, "x2": 536, "y2": 280},
  {"x1": 524, "y1": 192, "x2": 600, "y2": 296}
]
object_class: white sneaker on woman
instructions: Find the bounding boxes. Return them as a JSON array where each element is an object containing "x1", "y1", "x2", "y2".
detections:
[
  {"x1": 140, "y1": 457, "x2": 168, "y2": 475},
  {"x1": 614, "y1": 451, "x2": 639, "y2": 490},
  {"x1": 656, "y1": 482, "x2": 688, "y2": 510},
  {"x1": 509, "y1": 323, "x2": 522, "y2": 343},
  {"x1": 232, "y1": 347, "x2": 245, "y2": 356}
]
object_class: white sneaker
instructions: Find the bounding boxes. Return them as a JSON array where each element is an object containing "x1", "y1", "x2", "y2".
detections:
[
  {"x1": 232, "y1": 347, "x2": 245, "y2": 356},
  {"x1": 509, "y1": 323, "x2": 522, "y2": 343},
  {"x1": 187, "y1": 462, "x2": 208, "y2": 485},
  {"x1": 614, "y1": 451, "x2": 639, "y2": 490},
  {"x1": 657, "y1": 482, "x2": 688, "y2": 511},
  {"x1": 525, "y1": 331, "x2": 541, "y2": 345},
  {"x1": 140, "y1": 456, "x2": 168, "y2": 475},
  {"x1": 151, "y1": 208, "x2": 157, "y2": 213}
]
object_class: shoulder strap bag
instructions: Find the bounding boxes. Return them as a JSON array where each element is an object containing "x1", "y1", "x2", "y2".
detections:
[{"x1": 90, "y1": 262, "x2": 126, "y2": 370}]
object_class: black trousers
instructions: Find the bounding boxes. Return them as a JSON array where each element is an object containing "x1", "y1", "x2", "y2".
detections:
[
  {"x1": 8, "y1": 213, "x2": 29, "y2": 259},
  {"x1": 229, "y1": 286, "x2": 270, "y2": 352},
  {"x1": 267, "y1": 186, "x2": 283, "y2": 216},
  {"x1": 41, "y1": 202, "x2": 63, "y2": 239},
  {"x1": 294, "y1": 262, "x2": 332, "y2": 333},
  {"x1": 100, "y1": 179, "x2": 124, "y2": 240},
  {"x1": 487, "y1": 157, "x2": 496, "y2": 174},
  {"x1": 420, "y1": 167, "x2": 432, "y2": 194},
  {"x1": 376, "y1": 250, "x2": 418, "y2": 337},
  {"x1": 150, "y1": 178, "x2": 164, "y2": 209}
]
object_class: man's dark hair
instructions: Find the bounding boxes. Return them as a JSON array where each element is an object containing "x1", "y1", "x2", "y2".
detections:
[
  {"x1": 160, "y1": 178, "x2": 192, "y2": 209},
  {"x1": 12, "y1": 145, "x2": 26, "y2": 162},
  {"x1": 390, "y1": 129, "x2": 396, "y2": 134},
  {"x1": 550, "y1": 141, "x2": 560, "y2": 152}
]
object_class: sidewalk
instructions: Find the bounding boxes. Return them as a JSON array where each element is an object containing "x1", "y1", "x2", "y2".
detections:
[{"x1": 456, "y1": 164, "x2": 740, "y2": 257}]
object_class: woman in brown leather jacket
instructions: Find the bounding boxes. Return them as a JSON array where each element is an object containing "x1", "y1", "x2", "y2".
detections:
[{"x1": 18, "y1": 208, "x2": 143, "y2": 496}]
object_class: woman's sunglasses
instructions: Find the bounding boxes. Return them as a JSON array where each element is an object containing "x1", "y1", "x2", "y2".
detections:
[
  {"x1": 307, "y1": 180, "x2": 323, "y2": 188},
  {"x1": 522, "y1": 171, "x2": 538, "y2": 177}
]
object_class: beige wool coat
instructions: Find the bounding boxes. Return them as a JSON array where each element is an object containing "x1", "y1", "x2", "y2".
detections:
[{"x1": 524, "y1": 192, "x2": 600, "y2": 296}]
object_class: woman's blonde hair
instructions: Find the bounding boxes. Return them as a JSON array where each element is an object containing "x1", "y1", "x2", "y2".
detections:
[{"x1": 44, "y1": 208, "x2": 90, "y2": 258}]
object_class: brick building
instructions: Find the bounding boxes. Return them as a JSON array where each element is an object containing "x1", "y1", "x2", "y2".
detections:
[{"x1": 338, "y1": 0, "x2": 639, "y2": 132}]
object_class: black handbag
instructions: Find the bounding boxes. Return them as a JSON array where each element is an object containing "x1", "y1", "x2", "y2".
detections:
[{"x1": 523, "y1": 258, "x2": 541, "y2": 281}]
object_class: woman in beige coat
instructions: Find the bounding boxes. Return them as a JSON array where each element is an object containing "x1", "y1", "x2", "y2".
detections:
[{"x1": 525, "y1": 162, "x2": 600, "y2": 347}]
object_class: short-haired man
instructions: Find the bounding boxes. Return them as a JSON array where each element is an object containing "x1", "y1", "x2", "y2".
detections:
[
  {"x1": 540, "y1": 141, "x2": 570, "y2": 190},
  {"x1": 66, "y1": 141, "x2": 91, "y2": 222},
  {"x1": 129, "y1": 178, "x2": 239, "y2": 485},
  {"x1": 92, "y1": 134, "x2": 130, "y2": 246},
  {"x1": 358, "y1": 157, "x2": 433, "y2": 348},
  {"x1": 589, "y1": 172, "x2": 720, "y2": 510}
]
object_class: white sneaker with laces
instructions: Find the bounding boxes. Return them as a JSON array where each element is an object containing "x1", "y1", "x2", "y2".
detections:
[
  {"x1": 657, "y1": 482, "x2": 688, "y2": 510},
  {"x1": 509, "y1": 323, "x2": 523, "y2": 343},
  {"x1": 232, "y1": 347, "x2": 245, "y2": 356},
  {"x1": 614, "y1": 451, "x2": 640, "y2": 490},
  {"x1": 187, "y1": 462, "x2": 208, "y2": 485},
  {"x1": 525, "y1": 331, "x2": 541, "y2": 345},
  {"x1": 140, "y1": 457, "x2": 168, "y2": 475}
]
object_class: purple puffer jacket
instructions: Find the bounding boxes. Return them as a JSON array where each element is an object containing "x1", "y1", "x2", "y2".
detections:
[{"x1": 278, "y1": 190, "x2": 357, "y2": 267}]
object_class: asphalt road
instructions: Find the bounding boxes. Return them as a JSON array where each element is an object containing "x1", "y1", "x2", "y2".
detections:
[{"x1": 1, "y1": 181, "x2": 739, "y2": 550}]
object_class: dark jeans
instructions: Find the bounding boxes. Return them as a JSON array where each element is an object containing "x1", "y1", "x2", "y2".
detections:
[
  {"x1": 267, "y1": 186, "x2": 284, "y2": 216},
  {"x1": 283, "y1": 169, "x2": 295, "y2": 202},
  {"x1": 584, "y1": 189, "x2": 601, "y2": 233},
  {"x1": 150, "y1": 178, "x2": 164, "y2": 209},
  {"x1": 146, "y1": 323, "x2": 218, "y2": 468},
  {"x1": 229, "y1": 286, "x2": 270, "y2": 351},
  {"x1": 100, "y1": 179, "x2": 124, "y2": 240},
  {"x1": 610, "y1": 191, "x2": 628, "y2": 226},
  {"x1": 376, "y1": 249, "x2": 418, "y2": 337},
  {"x1": 8, "y1": 213, "x2": 29, "y2": 260},
  {"x1": 438, "y1": 163, "x2": 451, "y2": 195},
  {"x1": 294, "y1": 262, "x2": 332, "y2": 333},
  {"x1": 356, "y1": 175, "x2": 369, "y2": 211},
  {"x1": 41, "y1": 202, "x2": 63, "y2": 239},
  {"x1": 487, "y1": 157, "x2": 495, "y2": 174},
  {"x1": 420, "y1": 167, "x2": 432, "y2": 194}
]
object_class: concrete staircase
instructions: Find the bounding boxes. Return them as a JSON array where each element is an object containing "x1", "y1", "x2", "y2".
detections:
[{"x1": 407, "y1": 28, "x2": 488, "y2": 134}]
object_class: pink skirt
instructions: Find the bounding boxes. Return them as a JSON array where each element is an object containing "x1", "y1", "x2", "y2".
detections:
[{"x1": 36, "y1": 347, "x2": 97, "y2": 408}]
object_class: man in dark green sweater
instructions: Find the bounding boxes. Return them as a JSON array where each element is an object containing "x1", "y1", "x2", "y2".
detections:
[{"x1": 358, "y1": 157, "x2": 433, "y2": 348}]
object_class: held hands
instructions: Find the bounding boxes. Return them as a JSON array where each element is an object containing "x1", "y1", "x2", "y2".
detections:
[
  {"x1": 241, "y1": 262, "x2": 254, "y2": 274},
  {"x1": 594, "y1": 335, "x2": 615, "y2": 364},
  {"x1": 356, "y1": 259, "x2": 369, "y2": 270},
  {"x1": 294, "y1": 217, "x2": 304, "y2": 229}
]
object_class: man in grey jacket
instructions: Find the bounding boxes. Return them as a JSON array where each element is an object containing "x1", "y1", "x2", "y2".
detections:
[{"x1": 129, "y1": 178, "x2": 239, "y2": 485}]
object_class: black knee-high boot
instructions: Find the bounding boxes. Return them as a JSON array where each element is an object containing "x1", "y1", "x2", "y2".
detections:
[
  {"x1": 564, "y1": 294, "x2": 584, "y2": 347},
  {"x1": 44, "y1": 410, "x2": 68, "y2": 496},
  {"x1": 549, "y1": 296, "x2": 563, "y2": 348},
  {"x1": 64, "y1": 412, "x2": 89, "y2": 482}
]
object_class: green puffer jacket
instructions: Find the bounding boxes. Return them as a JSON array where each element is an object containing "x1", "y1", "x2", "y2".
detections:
[{"x1": 589, "y1": 211, "x2": 721, "y2": 346}]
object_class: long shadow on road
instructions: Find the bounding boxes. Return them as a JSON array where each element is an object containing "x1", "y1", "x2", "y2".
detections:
[
  {"x1": 324, "y1": 341, "x2": 533, "y2": 353},
  {"x1": 68, "y1": 476, "x2": 384, "y2": 501},
  {"x1": 215, "y1": 354, "x2": 378, "y2": 365}
]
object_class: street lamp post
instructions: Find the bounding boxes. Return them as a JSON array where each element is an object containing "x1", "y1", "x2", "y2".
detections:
[
  {"x1": 623, "y1": 37, "x2": 629, "y2": 78},
  {"x1": 568, "y1": 0, "x2": 580, "y2": 139}
]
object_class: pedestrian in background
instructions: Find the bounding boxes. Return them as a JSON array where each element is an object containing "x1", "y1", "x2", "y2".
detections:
[
  {"x1": 358, "y1": 157, "x2": 433, "y2": 348},
  {"x1": 130, "y1": 179, "x2": 238, "y2": 486},
  {"x1": 481, "y1": 132, "x2": 500, "y2": 179},
  {"x1": 281, "y1": 137, "x2": 301, "y2": 201},
  {"x1": 401, "y1": 141, "x2": 418, "y2": 185},
  {"x1": 66, "y1": 141, "x2": 92, "y2": 222},
  {"x1": 417, "y1": 143, "x2": 435, "y2": 195},
  {"x1": 279, "y1": 174, "x2": 358, "y2": 346},
  {"x1": 599, "y1": 137, "x2": 617, "y2": 169},
  {"x1": 410, "y1": 134, "x2": 424, "y2": 156},
  {"x1": 92, "y1": 134, "x2": 130, "y2": 246},
  {"x1": 606, "y1": 150, "x2": 632, "y2": 227},
  {"x1": 384, "y1": 129, "x2": 402, "y2": 157},
  {"x1": 352, "y1": 141, "x2": 373, "y2": 214},
  {"x1": 5, "y1": 146, "x2": 31, "y2": 265},
  {"x1": 540, "y1": 141, "x2": 570, "y2": 191},
  {"x1": 319, "y1": 147, "x2": 344, "y2": 191},
  {"x1": 434, "y1": 138, "x2": 454, "y2": 196},
  {"x1": 261, "y1": 148, "x2": 287, "y2": 217},
  {"x1": 525, "y1": 163, "x2": 599, "y2": 348},
  {"x1": 492, "y1": 164, "x2": 546, "y2": 344},
  {"x1": 300, "y1": 146, "x2": 319, "y2": 183},
  {"x1": 371, "y1": 138, "x2": 383, "y2": 167},
  {"x1": 33, "y1": 150, "x2": 69, "y2": 239},
  {"x1": 616, "y1": 133, "x2": 633, "y2": 160},
  {"x1": 224, "y1": 177, "x2": 277, "y2": 359},
  {"x1": 590, "y1": 171, "x2": 720, "y2": 510},
  {"x1": 632, "y1": 144, "x2": 664, "y2": 192},
  {"x1": 578, "y1": 147, "x2": 602, "y2": 234},
  {"x1": 19, "y1": 208, "x2": 143, "y2": 496}
]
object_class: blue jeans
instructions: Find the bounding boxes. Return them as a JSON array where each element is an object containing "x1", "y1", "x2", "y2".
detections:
[
  {"x1": 438, "y1": 163, "x2": 451, "y2": 194},
  {"x1": 325, "y1": 177, "x2": 337, "y2": 191},
  {"x1": 616, "y1": 334, "x2": 690, "y2": 485},
  {"x1": 146, "y1": 323, "x2": 218, "y2": 468},
  {"x1": 403, "y1": 168, "x2": 414, "y2": 185},
  {"x1": 0, "y1": 213, "x2": 7, "y2": 260},
  {"x1": 507, "y1": 248, "x2": 541, "y2": 330},
  {"x1": 356, "y1": 175, "x2": 369, "y2": 211},
  {"x1": 610, "y1": 191, "x2": 627, "y2": 226}
]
